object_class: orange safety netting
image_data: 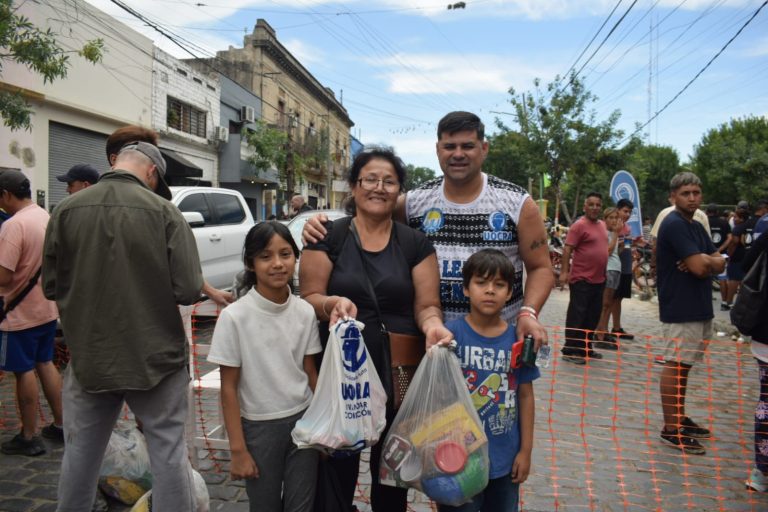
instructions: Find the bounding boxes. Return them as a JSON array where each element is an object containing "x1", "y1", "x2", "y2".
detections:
[{"x1": 2, "y1": 306, "x2": 767, "y2": 511}]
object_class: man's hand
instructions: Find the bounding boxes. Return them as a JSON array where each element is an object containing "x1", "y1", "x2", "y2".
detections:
[
  {"x1": 230, "y1": 448, "x2": 259, "y2": 480},
  {"x1": 557, "y1": 271, "x2": 569, "y2": 291},
  {"x1": 516, "y1": 314, "x2": 548, "y2": 352},
  {"x1": 302, "y1": 213, "x2": 330, "y2": 246},
  {"x1": 205, "y1": 286, "x2": 235, "y2": 307},
  {"x1": 510, "y1": 451, "x2": 531, "y2": 484}
]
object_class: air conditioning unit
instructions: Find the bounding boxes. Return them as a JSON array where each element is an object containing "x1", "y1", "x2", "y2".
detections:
[
  {"x1": 213, "y1": 125, "x2": 229, "y2": 143},
  {"x1": 240, "y1": 106, "x2": 255, "y2": 123}
]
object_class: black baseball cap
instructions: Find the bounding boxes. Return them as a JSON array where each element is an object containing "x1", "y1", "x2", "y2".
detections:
[
  {"x1": 57, "y1": 164, "x2": 100, "y2": 184},
  {"x1": 0, "y1": 169, "x2": 31, "y2": 196}
]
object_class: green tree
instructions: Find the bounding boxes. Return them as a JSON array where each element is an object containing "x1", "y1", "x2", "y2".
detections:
[
  {"x1": 483, "y1": 130, "x2": 535, "y2": 190},
  {"x1": 624, "y1": 142, "x2": 681, "y2": 218},
  {"x1": 496, "y1": 74, "x2": 623, "y2": 219},
  {"x1": 691, "y1": 116, "x2": 768, "y2": 206},
  {"x1": 243, "y1": 119, "x2": 288, "y2": 176},
  {"x1": 1, "y1": 0, "x2": 103, "y2": 130},
  {"x1": 404, "y1": 164, "x2": 436, "y2": 191}
]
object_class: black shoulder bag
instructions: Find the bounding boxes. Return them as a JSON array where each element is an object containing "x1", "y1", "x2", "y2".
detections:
[
  {"x1": 0, "y1": 267, "x2": 43, "y2": 324},
  {"x1": 730, "y1": 251, "x2": 767, "y2": 336}
]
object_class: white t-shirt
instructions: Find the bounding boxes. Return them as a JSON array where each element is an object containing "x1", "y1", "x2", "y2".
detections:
[
  {"x1": 651, "y1": 206, "x2": 710, "y2": 238},
  {"x1": 208, "y1": 287, "x2": 322, "y2": 421},
  {"x1": 405, "y1": 173, "x2": 528, "y2": 324}
]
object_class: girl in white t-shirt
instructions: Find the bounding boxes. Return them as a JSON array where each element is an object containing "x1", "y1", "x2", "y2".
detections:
[
  {"x1": 208, "y1": 221, "x2": 321, "y2": 512},
  {"x1": 594, "y1": 208, "x2": 623, "y2": 345}
]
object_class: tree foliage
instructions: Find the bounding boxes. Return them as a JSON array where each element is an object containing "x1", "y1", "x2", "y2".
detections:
[
  {"x1": 691, "y1": 116, "x2": 768, "y2": 206},
  {"x1": 243, "y1": 119, "x2": 288, "y2": 175},
  {"x1": 404, "y1": 164, "x2": 436, "y2": 191},
  {"x1": 491, "y1": 74, "x2": 623, "y2": 218},
  {"x1": 0, "y1": 0, "x2": 103, "y2": 130}
]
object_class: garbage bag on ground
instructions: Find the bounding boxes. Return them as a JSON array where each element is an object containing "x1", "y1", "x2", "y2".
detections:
[
  {"x1": 292, "y1": 319, "x2": 387, "y2": 453},
  {"x1": 98, "y1": 423, "x2": 152, "y2": 504},
  {"x1": 379, "y1": 344, "x2": 489, "y2": 507},
  {"x1": 129, "y1": 466, "x2": 209, "y2": 512}
]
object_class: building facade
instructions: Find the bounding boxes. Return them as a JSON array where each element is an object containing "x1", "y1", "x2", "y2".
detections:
[
  {"x1": 188, "y1": 19, "x2": 354, "y2": 214},
  {"x1": 1, "y1": 0, "x2": 154, "y2": 210}
]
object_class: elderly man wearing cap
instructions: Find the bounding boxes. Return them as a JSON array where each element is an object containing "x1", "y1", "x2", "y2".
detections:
[
  {"x1": 0, "y1": 170, "x2": 63, "y2": 457},
  {"x1": 56, "y1": 164, "x2": 99, "y2": 195},
  {"x1": 43, "y1": 142, "x2": 203, "y2": 510}
]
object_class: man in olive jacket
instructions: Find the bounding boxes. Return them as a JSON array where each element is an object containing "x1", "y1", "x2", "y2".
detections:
[{"x1": 43, "y1": 142, "x2": 203, "y2": 511}]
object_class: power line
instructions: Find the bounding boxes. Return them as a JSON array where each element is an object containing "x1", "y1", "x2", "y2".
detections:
[{"x1": 622, "y1": 0, "x2": 768, "y2": 143}]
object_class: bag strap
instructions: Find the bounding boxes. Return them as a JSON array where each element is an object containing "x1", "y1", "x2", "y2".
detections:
[
  {"x1": 348, "y1": 220, "x2": 388, "y2": 333},
  {"x1": 3, "y1": 267, "x2": 42, "y2": 315}
]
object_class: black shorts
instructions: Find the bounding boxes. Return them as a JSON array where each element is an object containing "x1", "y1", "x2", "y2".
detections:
[{"x1": 618, "y1": 273, "x2": 632, "y2": 299}]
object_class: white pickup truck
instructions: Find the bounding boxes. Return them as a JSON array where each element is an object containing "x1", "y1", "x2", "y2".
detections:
[{"x1": 171, "y1": 187, "x2": 254, "y2": 292}]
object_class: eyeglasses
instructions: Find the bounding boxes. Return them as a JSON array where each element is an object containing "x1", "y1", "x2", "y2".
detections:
[{"x1": 357, "y1": 176, "x2": 400, "y2": 192}]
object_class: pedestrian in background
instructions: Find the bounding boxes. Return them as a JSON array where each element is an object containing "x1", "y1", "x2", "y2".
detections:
[
  {"x1": 706, "y1": 203, "x2": 732, "y2": 310},
  {"x1": 741, "y1": 230, "x2": 768, "y2": 492},
  {"x1": 593, "y1": 207, "x2": 623, "y2": 349},
  {"x1": 44, "y1": 142, "x2": 203, "y2": 510},
  {"x1": 610, "y1": 198, "x2": 636, "y2": 342},
  {"x1": 656, "y1": 172, "x2": 725, "y2": 455},
  {"x1": 559, "y1": 192, "x2": 608, "y2": 364},
  {"x1": 0, "y1": 170, "x2": 62, "y2": 456}
]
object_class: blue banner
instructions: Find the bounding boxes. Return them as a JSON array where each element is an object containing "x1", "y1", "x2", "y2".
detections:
[{"x1": 609, "y1": 170, "x2": 642, "y2": 238}]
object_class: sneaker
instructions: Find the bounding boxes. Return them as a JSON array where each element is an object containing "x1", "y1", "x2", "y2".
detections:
[
  {"x1": 593, "y1": 340, "x2": 618, "y2": 350},
  {"x1": 612, "y1": 327, "x2": 635, "y2": 340},
  {"x1": 654, "y1": 355, "x2": 667, "y2": 365},
  {"x1": 0, "y1": 433, "x2": 46, "y2": 456},
  {"x1": 41, "y1": 423, "x2": 64, "y2": 442},
  {"x1": 679, "y1": 416, "x2": 711, "y2": 439},
  {"x1": 587, "y1": 351, "x2": 603, "y2": 360},
  {"x1": 660, "y1": 428, "x2": 705, "y2": 455},
  {"x1": 720, "y1": 303, "x2": 731, "y2": 311},
  {"x1": 746, "y1": 467, "x2": 768, "y2": 492},
  {"x1": 562, "y1": 354, "x2": 587, "y2": 365}
]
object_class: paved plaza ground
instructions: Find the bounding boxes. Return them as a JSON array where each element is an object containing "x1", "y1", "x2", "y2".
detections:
[{"x1": 1, "y1": 288, "x2": 767, "y2": 511}]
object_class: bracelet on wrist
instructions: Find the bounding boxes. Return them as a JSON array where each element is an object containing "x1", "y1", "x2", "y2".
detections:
[
  {"x1": 520, "y1": 305, "x2": 538, "y2": 317},
  {"x1": 517, "y1": 311, "x2": 538, "y2": 322}
]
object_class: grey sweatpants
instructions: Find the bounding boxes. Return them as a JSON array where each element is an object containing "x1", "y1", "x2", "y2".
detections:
[
  {"x1": 56, "y1": 365, "x2": 195, "y2": 512},
  {"x1": 242, "y1": 411, "x2": 318, "y2": 512}
]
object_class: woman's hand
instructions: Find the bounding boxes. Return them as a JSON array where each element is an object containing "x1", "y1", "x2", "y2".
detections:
[
  {"x1": 329, "y1": 296, "x2": 357, "y2": 325},
  {"x1": 425, "y1": 323, "x2": 454, "y2": 349},
  {"x1": 230, "y1": 448, "x2": 259, "y2": 480}
]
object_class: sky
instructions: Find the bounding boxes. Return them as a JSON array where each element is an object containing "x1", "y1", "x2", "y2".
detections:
[{"x1": 84, "y1": 0, "x2": 768, "y2": 172}]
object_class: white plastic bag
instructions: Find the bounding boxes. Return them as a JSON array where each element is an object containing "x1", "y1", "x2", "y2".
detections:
[
  {"x1": 379, "y1": 344, "x2": 489, "y2": 506},
  {"x1": 98, "y1": 422, "x2": 152, "y2": 504},
  {"x1": 292, "y1": 319, "x2": 387, "y2": 453},
  {"x1": 129, "y1": 466, "x2": 209, "y2": 512}
]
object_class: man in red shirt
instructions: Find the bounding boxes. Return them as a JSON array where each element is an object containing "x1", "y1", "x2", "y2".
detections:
[{"x1": 559, "y1": 192, "x2": 609, "y2": 364}]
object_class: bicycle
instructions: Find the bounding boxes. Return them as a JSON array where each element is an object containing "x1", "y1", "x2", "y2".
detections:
[{"x1": 632, "y1": 245, "x2": 656, "y2": 295}]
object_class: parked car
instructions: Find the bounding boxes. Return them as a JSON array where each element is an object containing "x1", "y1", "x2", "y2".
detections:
[
  {"x1": 171, "y1": 187, "x2": 255, "y2": 292},
  {"x1": 287, "y1": 209, "x2": 346, "y2": 294}
]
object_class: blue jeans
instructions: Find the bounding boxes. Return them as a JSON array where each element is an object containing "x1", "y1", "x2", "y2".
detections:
[{"x1": 437, "y1": 475, "x2": 520, "y2": 512}]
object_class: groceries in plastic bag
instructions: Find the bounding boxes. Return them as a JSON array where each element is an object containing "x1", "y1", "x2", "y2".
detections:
[
  {"x1": 292, "y1": 319, "x2": 387, "y2": 453},
  {"x1": 130, "y1": 466, "x2": 209, "y2": 512},
  {"x1": 379, "y1": 344, "x2": 489, "y2": 506},
  {"x1": 98, "y1": 423, "x2": 152, "y2": 504}
]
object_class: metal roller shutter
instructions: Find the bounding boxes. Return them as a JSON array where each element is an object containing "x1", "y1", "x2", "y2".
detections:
[{"x1": 48, "y1": 122, "x2": 107, "y2": 209}]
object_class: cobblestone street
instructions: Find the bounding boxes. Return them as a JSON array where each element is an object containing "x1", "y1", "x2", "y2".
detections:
[{"x1": 2, "y1": 289, "x2": 767, "y2": 511}]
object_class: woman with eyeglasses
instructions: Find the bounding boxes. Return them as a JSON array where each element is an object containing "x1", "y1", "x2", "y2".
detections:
[{"x1": 300, "y1": 148, "x2": 451, "y2": 511}]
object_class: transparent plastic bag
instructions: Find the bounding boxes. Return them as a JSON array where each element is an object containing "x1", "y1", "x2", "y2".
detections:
[
  {"x1": 98, "y1": 422, "x2": 152, "y2": 504},
  {"x1": 292, "y1": 319, "x2": 387, "y2": 453},
  {"x1": 379, "y1": 344, "x2": 489, "y2": 506}
]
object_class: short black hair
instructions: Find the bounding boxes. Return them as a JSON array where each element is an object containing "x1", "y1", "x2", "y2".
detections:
[
  {"x1": 585, "y1": 191, "x2": 602, "y2": 201},
  {"x1": 437, "y1": 111, "x2": 485, "y2": 140},
  {"x1": 462, "y1": 249, "x2": 514, "y2": 289},
  {"x1": 616, "y1": 198, "x2": 634, "y2": 210}
]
